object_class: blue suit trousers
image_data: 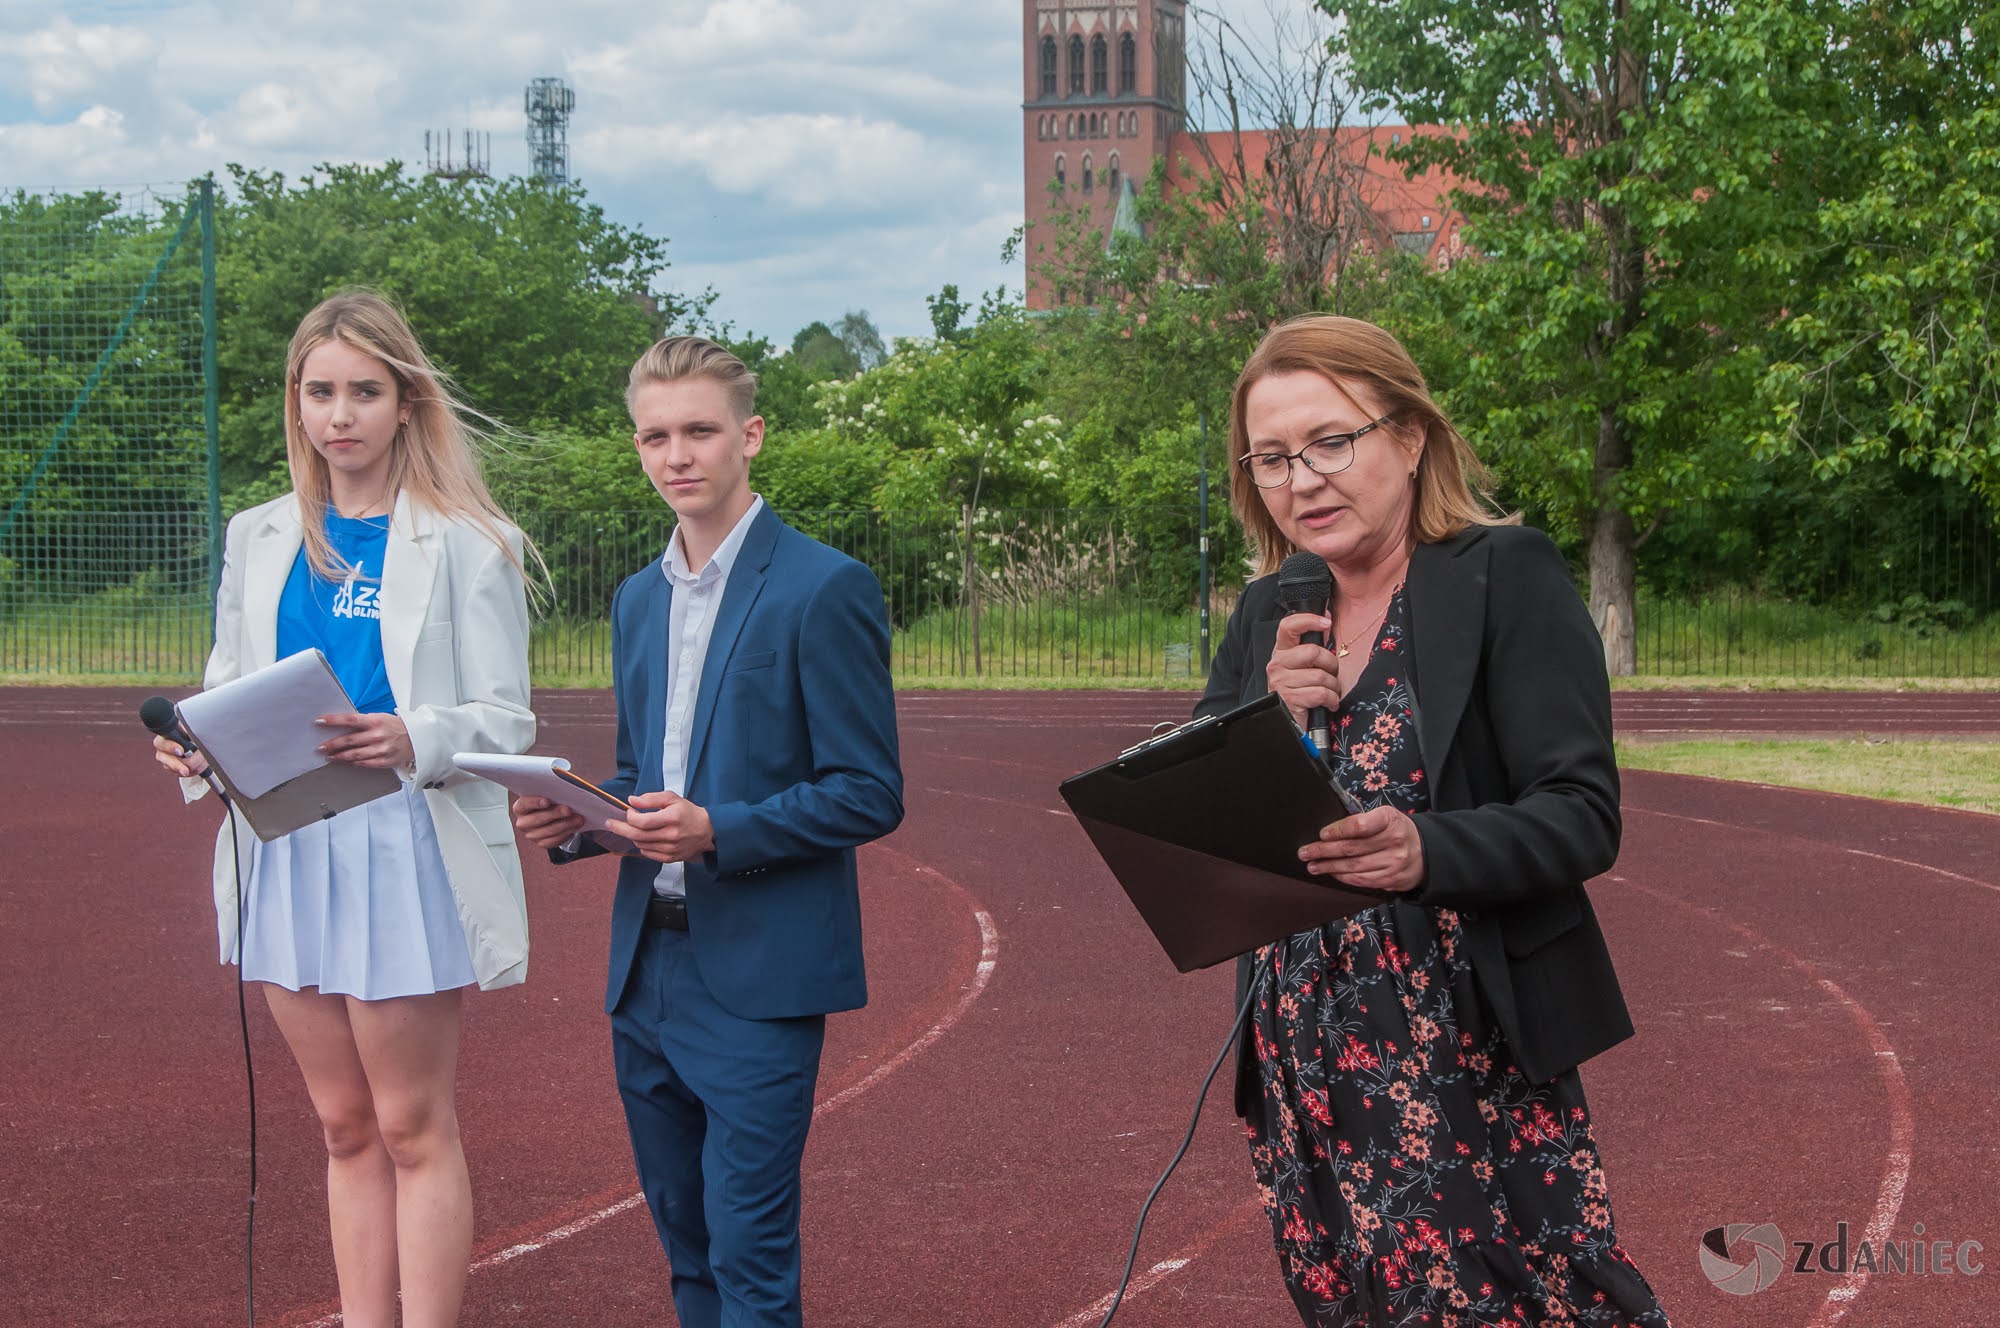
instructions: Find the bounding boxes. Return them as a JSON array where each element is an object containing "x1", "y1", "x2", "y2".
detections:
[{"x1": 611, "y1": 924, "x2": 827, "y2": 1328}]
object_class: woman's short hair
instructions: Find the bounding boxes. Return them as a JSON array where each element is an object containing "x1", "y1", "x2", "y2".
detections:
[
  {"x1": 626, "y1": 336, "x2": 759, "y2": 420},
  {"x1": 1227, "y1": 314, "x2": 1513, "y2": 577}
]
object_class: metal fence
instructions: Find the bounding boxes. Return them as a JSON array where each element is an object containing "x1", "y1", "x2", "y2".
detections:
[
  {"x1": 523, "y1": 507, "x2": 1214, "y2": 685},
  {"x1": 1632, "y1": 496, "x2": 2000, "y2": 679},
  {"x1": 0, "y1": 181, "x2": 221, "y2": 678},
  {"x1": 0, "y1": 500, "x2": 1993, "y2": 684}
]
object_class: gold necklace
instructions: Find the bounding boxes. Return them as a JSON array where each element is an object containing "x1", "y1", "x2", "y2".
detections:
[
  {"x1": 1336, "y1": 608, "x2": 1384, "y2": 660},
  {"x1": 1334, "y1": 593, "x2": 1393, "y2": 658}
]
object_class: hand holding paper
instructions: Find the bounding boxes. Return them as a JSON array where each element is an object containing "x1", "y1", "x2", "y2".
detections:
[
  {"x1": 454, "y1": 752, "x2": 639, "y2": 855},
  {"x1": 507, "y1": 791, "x2": 576, "y2": 837},
  {"x1": 169, "y1": 649, "x2": 402, "y2": 839},
  {"x1": 317, "y1": 712, "x2": 414, "y2": 769},
  {"x1": 610, "y1": 790, "x2": 715, "y2": 865}
]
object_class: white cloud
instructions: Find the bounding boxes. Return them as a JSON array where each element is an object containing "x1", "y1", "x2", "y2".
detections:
[
  {"x1": 585, "y1": 112, "x2": 935, "y2": 212},
  {"x1": 0, "y1": 17, "x2": 153, "y2": 113},
  {"x1": 0, "y1": 0, "x2": 1296, "y2": 335}
]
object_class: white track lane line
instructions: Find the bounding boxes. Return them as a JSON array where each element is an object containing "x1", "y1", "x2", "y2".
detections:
[
  {"x1": 1048, "y1": 1195, "x2": 1265, "y2": 1328},
  {"x1": 1630, "y1": 804, "x2": 2000, "y2": 884},
  {"x1": 815, "y1": 897, "x2": 998, "y2": 1116},
  {"x1": 299, "y1": 859, "x2": 998, "y2": 1328},
  {"x1": 1044, "y1": 817, "x2": 1936, "y2": 1328},
  {"x1": 1616, "y1": 875, "x2": 1914, "y2": 1328}
]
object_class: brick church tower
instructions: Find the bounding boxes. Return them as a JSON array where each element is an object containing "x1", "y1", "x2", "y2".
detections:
[{"x1": 1020, "y1": 0, "x2": 1186, "y2": 307}]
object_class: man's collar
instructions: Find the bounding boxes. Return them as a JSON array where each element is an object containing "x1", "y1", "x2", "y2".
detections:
[{"x1": 662, "y1": 494, "x2": 765, "y2": 583}]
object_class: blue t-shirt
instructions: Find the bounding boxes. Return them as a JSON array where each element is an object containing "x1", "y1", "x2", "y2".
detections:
[{"x1": 276, "y1": 512, "x2": 396, "y2": 715}]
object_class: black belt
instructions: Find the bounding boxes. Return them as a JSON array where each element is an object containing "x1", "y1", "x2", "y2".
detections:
[{"x1": 644, "y1": 894, "x2": 689, "y2": 931}]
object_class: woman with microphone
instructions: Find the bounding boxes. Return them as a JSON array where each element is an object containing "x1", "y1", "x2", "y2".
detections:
[
  {"x1": 1199, "y1": 315, "x2": 1671, "y2": 1326},
  {"x1": 151, "y1": 290, "x2": 536, "y2": 1327}
]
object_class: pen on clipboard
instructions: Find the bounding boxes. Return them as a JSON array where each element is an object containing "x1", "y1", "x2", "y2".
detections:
[
  {"x1": 554, "y1": 766, "x2": 630, "y2": 810},
  {"x1": 1303, "y1": 731, "x2": 1369, "y2": 815}
]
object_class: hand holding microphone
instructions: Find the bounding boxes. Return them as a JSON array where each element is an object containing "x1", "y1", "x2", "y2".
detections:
[
  {"x1": 140, "y1": 695, "x2": 217, "y2": 788},
  {"x1": 1268, "y1": 552, "x2": 1339, "y2": 754}
]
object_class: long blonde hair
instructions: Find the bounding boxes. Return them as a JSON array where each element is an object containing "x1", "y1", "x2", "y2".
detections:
[
  {"x1": 1227, "y1": 315, "x2": 1514, "y2": 577},
  {"x1": 283, "y1": 289, "x2": 539, "y2": 589}
]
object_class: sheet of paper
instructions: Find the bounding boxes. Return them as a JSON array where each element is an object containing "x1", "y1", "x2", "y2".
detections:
[
  {"x1": 176, "y1": 649, "x2": 356, "y2": 800},
  {"x1": 450, "y1": 752, "x2": 631, "y2": 835}
]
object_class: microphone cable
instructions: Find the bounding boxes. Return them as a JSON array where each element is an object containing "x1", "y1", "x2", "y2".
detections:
[
  {"x1": 223, "y1": 791, "x2": 260, "y2": 1328},
  {"x1": 1096, "y1": 950, "x2": 1271, "y2": 1327},
  {"x1": 144, "y1": 696, "x2": 259, "y2": 1324}
]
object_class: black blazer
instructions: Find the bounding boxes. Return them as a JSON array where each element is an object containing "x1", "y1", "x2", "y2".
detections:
[{"x1": 1200, "y1": 524, "x2": 1635, "y2": 1112}]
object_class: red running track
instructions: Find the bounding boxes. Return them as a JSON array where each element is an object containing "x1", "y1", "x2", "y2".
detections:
[
  {"x1": 2, "y1": 687, "x2": 1996, "y2": 1326},
  {"x1": 1609, "y1": 690, "x2": 2000, "y2": 738}
]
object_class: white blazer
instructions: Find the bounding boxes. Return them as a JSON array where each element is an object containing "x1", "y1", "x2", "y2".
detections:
[{"x1": 186, "y1": 491, "x2": 536, "y2": 990}]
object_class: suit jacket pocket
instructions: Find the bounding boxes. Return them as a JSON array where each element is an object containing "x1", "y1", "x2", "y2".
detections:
[
  {"x1": 1499, "y1": 889, "x2": 1582, "y2": 958},
  {"x1": 725, "y1": 649, "x2": 777, "y2": 675}
]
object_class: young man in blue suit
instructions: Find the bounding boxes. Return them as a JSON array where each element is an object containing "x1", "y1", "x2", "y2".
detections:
[{"x1": 511, "y1": 337, "x2": 904, "y2": 1328}]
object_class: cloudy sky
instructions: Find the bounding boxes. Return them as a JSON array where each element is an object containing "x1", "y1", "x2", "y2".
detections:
[{"x1": 0, "y1": 0, "x2": 1291, "y2": 343}]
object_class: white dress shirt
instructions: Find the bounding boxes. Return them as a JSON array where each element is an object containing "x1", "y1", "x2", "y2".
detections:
[{"x1": 652, "y1": 495, "x2": 764, "y2": 899}]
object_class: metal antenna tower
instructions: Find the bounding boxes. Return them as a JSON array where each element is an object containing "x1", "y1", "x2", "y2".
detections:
[
  {"x1": 425, "y1": 129, "x2": 492, "y2": 181},
  {"x1": 525, "y1": 77, "x2": 576, "y2": 187}
]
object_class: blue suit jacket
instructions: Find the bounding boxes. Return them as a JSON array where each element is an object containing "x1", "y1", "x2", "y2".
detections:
[{"x1": 567, "y1": 504, "x2": 904, "y2": 1021}]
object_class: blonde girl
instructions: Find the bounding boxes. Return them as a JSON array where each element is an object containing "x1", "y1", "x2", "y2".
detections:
[{"x1": 153, "y1": 289, "x2": 536, "y2": 1327}]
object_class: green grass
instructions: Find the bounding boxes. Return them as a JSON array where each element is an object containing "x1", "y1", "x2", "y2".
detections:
[
  {"x1": 0, "y1": 599, "x2": 211, "y2": 682},
  {"x1": 529, "y1": 599, "x2": 1215, "y2": 689},
  {"x1": 887, "y1": 596, "x2": 1206, "y2": 685},
  {"x1": 5, "y1": 585, "x2": 1997, "y2": 691},
  {"x1": 1617, "y1": 737, "x2": 2000, "y2": 816},
  {"x1": 1635, "y1": 591, "x2": 2000, "y2": 679},
  {"x1": 1610, "y1": 675, "x2": 2000, "y2": 691}
]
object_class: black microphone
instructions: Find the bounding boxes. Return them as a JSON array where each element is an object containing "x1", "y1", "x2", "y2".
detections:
[
  {"x1": 141, "y1": 695, "x2": 225, "y2": 797},
  {"x1": 1275, "y1": 551, "x2": 1335, "y2": 756}
]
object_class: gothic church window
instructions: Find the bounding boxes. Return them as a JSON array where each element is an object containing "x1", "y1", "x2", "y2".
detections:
[
  {"x1": 1083, "y1": 154, "x2": 1094, "y2": 195},
  {"x1": 1109, "y1": 152, "x2": 1120, "y2": 193},
  {"x1": 1119, "y1": 33, "x2": 1137, "y2": 94},
  {"x1": 1069, "y1": 35, "x2": 1086, "y2": 95},
  {"x1": 1040, "y1": 37, "x2": 1057, "y2": 97},
  {"x1": 1055, "y1": 154, "x2": 1067, "y2": 189},
  {"x1": 1091, "y1": 35, "x2": 1108, "y2": 94}
]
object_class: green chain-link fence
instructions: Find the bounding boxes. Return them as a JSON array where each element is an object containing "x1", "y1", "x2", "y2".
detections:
[
  {"x1": 0, "y1": 179, "x2": 221, "y2": 680},
  {"x1": 522, "y1": 506, "x2": 1213, "y2": 687},
  {"x1": 3, "y1": 181, "x2": 1994, "y2": 688}
]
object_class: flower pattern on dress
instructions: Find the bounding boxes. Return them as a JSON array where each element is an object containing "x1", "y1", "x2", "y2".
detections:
[{"x1": 1247, "y1": 586, "x2": 1671, "y2": 1328}]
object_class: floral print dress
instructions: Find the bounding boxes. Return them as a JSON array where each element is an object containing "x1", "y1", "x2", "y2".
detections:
[{"x1": 1246, "y1": 586, "x2": 1671, "y2": 1328}]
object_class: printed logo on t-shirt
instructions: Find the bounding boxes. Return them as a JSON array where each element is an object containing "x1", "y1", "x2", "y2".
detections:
[{"x1": 331, "y1": 566, "x2": 381, "y2": 620}]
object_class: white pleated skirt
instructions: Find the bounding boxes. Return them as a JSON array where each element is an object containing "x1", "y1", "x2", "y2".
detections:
[{"x1": 240, "y1": 782, "x2": 477, "y2": 1000}]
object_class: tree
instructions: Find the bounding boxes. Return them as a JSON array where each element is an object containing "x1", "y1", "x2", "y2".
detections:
[
  {"x1": 1324, "y1": 0, "x2": 1844, "y2": 672},
  {"x1": 1178, "y1": 0, "x2": 1383, "y2": 311},
  {"x1": 835, "y1": 310, "x2": 888, "y2": 372},
  {"x1": 212, "y1": 162, "x2": 702, "y2": 508},
  {"x1": 926, "y1": 284, "x2": 972, "y2": 343},
  {"x1": 788, "y1": 320, "x2": 859, "y2": 380},
  {"x1": 1758, "y1": 0, "x2": 2000, "y2": 507},
  {"x1": 0, "y1": 188, "x2": 209, "y2": 600}
]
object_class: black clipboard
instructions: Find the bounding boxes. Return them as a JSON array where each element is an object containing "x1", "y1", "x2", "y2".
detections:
[{"x1": 1058, "y1": 693, "x2": 1382, "y2": 972}]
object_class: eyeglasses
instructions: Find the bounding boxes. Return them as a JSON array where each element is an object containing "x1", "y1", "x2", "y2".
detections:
[{"x1": 1237, "y1": 416, "x2": 1393, "y2": 488}]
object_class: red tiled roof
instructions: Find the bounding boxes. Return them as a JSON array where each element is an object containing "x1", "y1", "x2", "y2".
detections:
[{"x1": 1163, "y1": 124, "x2": 1465, "y2": 265}]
